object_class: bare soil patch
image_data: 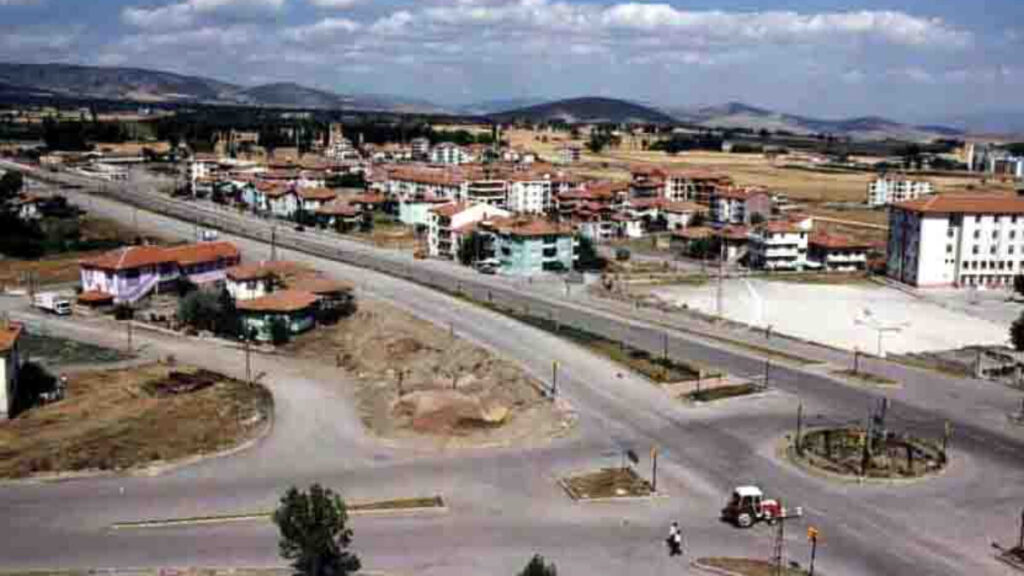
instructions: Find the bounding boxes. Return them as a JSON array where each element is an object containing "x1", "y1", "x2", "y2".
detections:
[
  {"x1": 0, "y1": 362, "x2": 271, "y2": 478},
  {"x1": 561, "y1": 467, "x2": 653, "y2": 500},
  {"x1": 284, "y1": 299, "x2": 573, "y2": 448}
]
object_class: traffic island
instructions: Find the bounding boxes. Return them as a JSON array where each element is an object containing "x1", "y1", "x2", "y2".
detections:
[
  {"x1": 694, "y1": 557, "x2": 808, "y2": 576},
  {"x1": 830, "y1": 369, "x2": 900, "y2": 389},
  {"x1": 788, "y1": 427, "x2": 948, "y2": 482},
  {"x1": 560, "y1": 467, "x2": 654, "y2": 501},
  {"x1": 683, "y1": 382, "x2": 763, "y2": 404}
]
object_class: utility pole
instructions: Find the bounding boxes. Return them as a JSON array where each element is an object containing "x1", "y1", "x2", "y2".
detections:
[
  {"x1": 807, "y1": 526, "x2": 820, "y2": 576},
  {"x1": 244, "y1": 335, "x2": 252, "y2": 386},
  {"x1": 1018, "y1": 506, "x2": 1024, "y2": 551},
  {"x1": 551, "y1": 360, "x2": 559, "y2": 397},
  {"x1": 270, "y1": 226, "x2": 278, "y2": 261},
  {"x1": 796, "y1": 401, "x2": 804, "y2": 455},
  {"x1": 853, "y1": 347, "x2": 861, "y2": 374},
  {"x1": 772, "y1": 506, "x2": 787, "y2": 576},
  {"x1": 126, "y1": 311, "x2": 133, "y2": 353},
  {"x1": 651, "y1": 445, "x2": 658, "y2": 493},
  {"x1": 716, "y1": 233, "x2": 724, "y2": 319},
  {"x1": 764, "y1": 360, "x2": 771, "y2": 389}
]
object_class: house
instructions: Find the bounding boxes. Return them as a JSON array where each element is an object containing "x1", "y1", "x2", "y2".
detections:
[
  {"x1": 664, "y1": 201, "x2": 706, "y2": 231},
  {"x1": 430, "y1": 143, "x2": 474, "y2": 165},
  {"x1": 316, "y1": 199, "x2": 364, "y2": 232},
  {"x1": 711, "y1": 187, "x2": 773, "y2": 225},
  {"x1": 226, "y1": 261, "x2": 307, "y2": 301},
  {"x1": 867, "y1": 176, "x2": 934, "y2": 207},
  {"x1": 630, "y1": 167, "x2": 731, "y2": 204},
  {"x1": 0, "y1": 320, "x2": 23, "y2": 420},
  {"x1": 671, "y1": 226, "x2": 715, "y2": 257},
  {"x1": 288, "y1": 275, "x2": 355, "y2": 312},
  {"x1": 79, "y1": 242, "x2": 241, "y2": 304},
  {"x1": 410, "y1": 137, "x2": 431, "y2": 160},
  {"x1": 560, "y1": 145, "x2": 582, "y2": 165},
  {"x1": 427, "y1": 202, "x2": 512, "y2": 260},
  {"x1": 237, "y1": 290, "x2": 320, "y2": 342},
  {"x1": 809, "y1": 233, "x2": 870, "y2": 272},
  {"x1": 478, "y1": 217, "x2": 577, "y2": 275},
  {"x1": 296, "y1": 187, "x2": 337, "y2": 214},
  {"x1": 267, "y1": 186, "x2": 299, "y2": 219},
  {"x1": 887, "y1": 194, "x2": 1024, "y2": 288},
  {"x1": 398, "y1": 196, "x2": 452, "y2": 227},
  {"x1": 749, "y1": 221, "x2": 810, "y2": 270}
]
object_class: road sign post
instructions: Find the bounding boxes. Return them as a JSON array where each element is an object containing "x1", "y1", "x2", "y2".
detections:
[
  {"x1": 796, "y1": 401, "x2": 804, "y2": 455},
  {"x1": 551, "y1": 360, "x2": 559, "y2": 398},
  {"x1": 807, "y1": 526, "x2": 820, "y2": 576},
  {"x1": 651, "y1": 446, "x2": 658, "y2": 493}
]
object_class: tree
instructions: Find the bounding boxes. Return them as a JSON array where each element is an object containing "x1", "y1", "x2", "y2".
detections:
[
  {"x1": 519, "y1": 554, "x2": 557, "y2": 576},
  {"x1": 269, "y1": 316, "x2": 291, "y2": 345},
  {"x1": 1014, "y1": 274, "x2": 1024, "y2": 299},
  {"x1": 689, "y1": 211, "x2": 707, "y2": 228},
  {"x1": 1012, "y1": 312, "x2": 1024, "y2": 352},
  {"x1": 273, "y1": 484, "x2": 361, "y2": 576},
  {"x1": 458, "y1": 232, "x2": 484, "y2": 267},
  {"x1": 215, "y1": 287, "x2": 241, "y2": 338},
  {"x1": 574, "y1": 235, "x2": 605, "y2": 271},
  {"x1": 0, "y1": 170, "x2": 23, "y2": 203},
  {"x1": 749, "y1": 212, "x2": 767, "y2": 226},
  {"x1": 177, "y1": 290, "x2": 221, "y2": 332}
]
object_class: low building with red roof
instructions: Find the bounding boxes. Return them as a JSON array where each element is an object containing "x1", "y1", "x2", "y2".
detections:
[
  {"x1": 236, "y1": 290, "x2": 320, "y2": 342},
  {"x1": 79, "y1": 242, "x2": 241, "y2": 304}
]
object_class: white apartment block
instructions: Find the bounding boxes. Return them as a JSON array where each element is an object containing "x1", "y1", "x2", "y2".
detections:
[
  {"x1": 749, "y1": 221, "x2": 811, "y2": 270},
  {"x1": 466, "y1": 179, "x2": 509, "y2": 209},
  {"x1": 411, "y1": 138, "x2": 431, "y2": 159},
  {"x1": 888, "y1": 195, "x2": 1024, "y2": 288},
  {"x1": 867, "y1": 177, "x2": 934, "y2": 207},
  {"x1": 507, "y1": 178, "x2": 553, "y2": 214},
  {"x1": 427, "y1": 202, "x2": 511, "y2": 260},
  {"x1": 430, "y1": 143, "x2": 474, "y2": 165}
]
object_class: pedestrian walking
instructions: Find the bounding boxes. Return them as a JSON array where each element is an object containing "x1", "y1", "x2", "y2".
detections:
[{"x1": 667, "y1": 522, "x2": 683, "y2": 557}]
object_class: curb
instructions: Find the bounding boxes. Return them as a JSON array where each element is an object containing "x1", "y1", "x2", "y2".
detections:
[
  {"x1": 690, "y1": 559, "x2": 746, "y2": 576},
  {"x1": 776, "y1": 434, "x2": 950, "y2": 487},
  {"x1": 557, "y1": 475, "x2": 662, "y2": 503}
]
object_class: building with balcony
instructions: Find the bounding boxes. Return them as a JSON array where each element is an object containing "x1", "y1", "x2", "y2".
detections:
[
  {"x1": 507, "y1": 175, "x2": 553, "y2": 214},
  {"x1": 711, "y1": 186, "x2": 773, "y2": 225},
  {"x1": 809, "y1": 233, "x2": 870, "y2": 272},
  {"x1": 749, "y1": 221, "x2": 811, "y2": 270},
  {"x1": 478, "y1": 218, "x2": 577, "y2": 276},
  {"x1": 427, "y1": 202, "x2": 511, "y2": 260},
  {"x1": 867, "y1": 176, "x2": 934, "y2": 207},
  {"x1": 430, "y1": 143, "x2": 474, "y2": 165}
]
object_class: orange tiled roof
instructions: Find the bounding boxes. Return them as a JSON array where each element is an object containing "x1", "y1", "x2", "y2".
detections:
[
  {"x1": 673, "y1": 226, "x2": 714, "y2": 240},
  {"x1": 664, "y1": 201, "x2": 705, "y2": 214},
  {"x1": 0, "y1": 321, "x2": 23, "y2": 352},
  {"x1": 488, "y1": 217, "x2": 573, "y2": 238},
  {"x1": 79, "y1": 245, "x2": 173, "y2": 271},
  {"x1": 236, "y1": 289, "x2": 319, "y2": 313},
  {"x1": 316, "y1": 199, "x2": 361, "y2": 217},
  {"x1": 77, "y1": 291, "x2": 114, "y2": 304},
  {"x1": 227, "y1": 260, "x2": 306, "y2": 282},
  {"x1": 430, "y1": 202, "x2": 471, "y2": 217},
  {"x1": 810, "y1": 233, "x2": 871, "y2": 250},
  {"x1": 296, "y1": 187, "x2": 337, "y2": 201},
  {"x1": 164, "y1": 241, "x2": 240, "y2": 267},
  {"x1": 894, "y1": 193, "x2": 1024, "y2": 215}
]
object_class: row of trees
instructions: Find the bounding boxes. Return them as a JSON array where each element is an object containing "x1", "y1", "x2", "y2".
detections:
[{"x1": 275, "y1": 484, "x2": 556, "y2": 576}]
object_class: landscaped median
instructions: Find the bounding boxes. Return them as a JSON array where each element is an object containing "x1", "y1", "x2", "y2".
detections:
[
  {"x1": 111, "y1": 496, "x2": 447, "y2": 529},
  {"x1": 694, "y1": 557, "x2": 808, "y2": 576},
  {"x1": 559, "y1": 467, "x2": 654, "y2": 501}
]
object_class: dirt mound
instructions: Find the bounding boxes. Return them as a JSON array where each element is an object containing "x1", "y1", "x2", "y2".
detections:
[
  {"x1": 393, "y1": 390, "x2": 509, "y2": 435},
  {"x1": 386, "y1": 337, "x2": 426, "y2": 358}
]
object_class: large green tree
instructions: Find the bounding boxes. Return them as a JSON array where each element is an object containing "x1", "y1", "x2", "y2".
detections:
[
  {"x1": 273, "y1": 484, "x2": 361, "y2": 576},
  {"x1": 0, "y1": 170, "x2": 23, "y2": 203}
]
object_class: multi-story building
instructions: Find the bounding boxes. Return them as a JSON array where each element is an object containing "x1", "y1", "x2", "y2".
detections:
[
  {"x1": 427, "y1": 202, "x2": 511, "y2": 260},
  {"x1": 887, "y1": 194, "x2": 1024, "y2": 288},
  {"x1": 629, "y1": 167, "x2": 731, "y2": 204},
  {"x1": 809, "y1": 233, "x2": 870, "y2": 272},
  {"x1": 410, "y1": 137, "x2": 431, "y2": 160},
  {"x1": 507, "y1": 175, "x2": 553, "y2": 214},
  {"x1": 478, "y1": 218, "x2": 577, "y2": 275},
  {"x1": 430, "y1": 143, "x2": 474, "y2": 165},
  {"x1": 387, "y1": 167, "x2": 468, "y2": 202},
  {"x1": 465, "y1": 178, "x2": 509, "y2": 209},
  {"x1": 560, "y1": 145, "x2": 582, "y2": 165},
  {"x1": 711, "y1": 187, "x2": 773, "y2": 225},
  {"x1": 749, "y1": 221, "x2": 811, "y2": 270},
  {"x1": 664, "y1": 201, "x2": 706, "y2": 232},
  {"x1": 867, "y1": 176, "x2": 934, "y2": 207}
]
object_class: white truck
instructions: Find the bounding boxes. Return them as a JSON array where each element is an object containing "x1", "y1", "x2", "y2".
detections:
[{"x1": 33, "y1": 292, "x2": 72, "y2": 316}]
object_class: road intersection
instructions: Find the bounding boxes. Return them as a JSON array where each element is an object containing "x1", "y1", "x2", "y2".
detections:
[{"x1": 1, "y1": 162, "x2": 1023, "y2": 575}]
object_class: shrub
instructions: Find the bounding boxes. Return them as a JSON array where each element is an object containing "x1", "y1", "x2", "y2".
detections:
[{"x1": 269, "y1": 317, "x2": 290, "y2": 345}]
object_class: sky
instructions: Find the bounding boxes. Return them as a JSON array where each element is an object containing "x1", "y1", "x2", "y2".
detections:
[{"x1": 1, "y1": 0, "x2": 1023, "y2": 121}]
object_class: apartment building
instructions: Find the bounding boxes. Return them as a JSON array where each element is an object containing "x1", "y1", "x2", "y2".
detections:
[
  {"x1": 466, "y1": 178, "x2": 509, "y2": 209},
  {"x1": 887, "y1": 194, "x2": 1024, "y2": 288},
  {"x1": 507, "y1": 175, "x2": 553, "y2": 214},
  {"x1": 867, "y1": 176, "x2": 934, "y2": 207},
  {"x1": 560, "y1": 145, "x2": 582, "y2": 165},
  {"x1": 427, "y1": 202, "x2": 512, "y2": 260},
  {"x1": 410, "y1": 137, "x2": 431, "y2": 159},
  {"x1": 478, "y1": 218, "x2": 577, "y2": 275},
  {"x1": 809, "y1": 233, "x2": 870, "y2": 272},
  {"x1": 430, "y1": 143, "x2": 474, "y2": 165},
  {"x1": 711, "y1": 187, "x2": 772, "y2": 225},
  {"x1": 749, "y1": 221, "x2": 811, "y2": 270},
  {"x1": 387, "y1": 167, "x2": 467, "y2": 202},
  {"x1": 629, "y1": 167, "x2": 731, "y2": 204}
]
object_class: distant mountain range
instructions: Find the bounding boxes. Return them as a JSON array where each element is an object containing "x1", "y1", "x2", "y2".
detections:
[
  {"x1": 2, "y1": 62, "x2": 1015, "y2": 140},
  {"x1": 0, "y1": 62, "x2": 449, "y2": 114}
]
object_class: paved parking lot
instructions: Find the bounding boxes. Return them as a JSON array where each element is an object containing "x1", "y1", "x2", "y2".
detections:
[{"x1": 652, "y1": 278, "x2": 1012, "y2": 355}]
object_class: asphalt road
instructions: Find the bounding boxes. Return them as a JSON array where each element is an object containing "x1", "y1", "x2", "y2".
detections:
[{"x1": 1, "y1": 161, "x2": 1023, "y2": 575}]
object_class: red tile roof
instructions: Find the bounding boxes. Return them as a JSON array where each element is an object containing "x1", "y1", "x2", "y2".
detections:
[
  {"x1": 288, "y1": 275, "x2": 355, "y2": 295},
  {"x1": 673, "y1": 226, "x2": 714, "y2": 240},
  {"x1": 296, "y1": 187, "x2": 337, "y2": 201},
  {"x1": 79, "y1": 245, "x2": 173, "y2": 271},
  {"x1": 77, "y1": 291, "x2": 114, "y2": 305},
  {"x1": 227, "y1": 261, "x2": 307, "y2": 282},
  {"x1": 664, "y1": 201, "x2": 705, "y2": 214},
  {"x1": 430, "y1": 202, "x2": 471, "y2": 217},
  {"x1": 894, "y1": 193, "x2": 1024, "y2": 215},
  {"x1": 236, "y1": 290, "x2": 319, "y2": 313},
  {"x1": 0, "y1": 321, "x2": 23, "y2": 352},
  {"x1": 164, "y1": 241, "x2": 240, "y2": 267},
  {"x1": 757, "y1": 221, "x2": 801, "y2": 234},
  {"x1": 316, "y1": 199, "x2": 361, "y2": 217},
  {"x1": 488, "y1": 217, "x2": 573, "y2": 238},
  {"x1": 810, "y1": 233, "x2": 871, "y2": 250}
]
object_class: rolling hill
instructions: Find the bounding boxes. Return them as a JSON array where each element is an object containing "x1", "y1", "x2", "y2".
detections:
[
  {"x1": 0, "y1": 62, "x2": 447, "y2": 113},
  {"x1": 491, "y1": 97, "x2": 676, "y2": 125},
  {"x1": 665, "y1": 101, "x2": 964, "y2": 141}
]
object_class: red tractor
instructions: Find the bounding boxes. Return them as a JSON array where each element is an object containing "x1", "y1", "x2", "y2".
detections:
[{"x1": 721, "y1": 485, "x2": 801, "y2": 528}]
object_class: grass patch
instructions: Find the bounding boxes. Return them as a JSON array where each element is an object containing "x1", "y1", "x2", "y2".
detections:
[
  {"x1": 562, "y1": 467, "x2": 652, "y2": 500},
  {"x1": 831, "y1": 369, "x2": 898, "y2": 387},
  {"x1": 687, "y1": 383, "x2": 760, "y2": 403},
  {"x1": 700, "y1": 557, "x2": 808, "y2": 576},
  {"x1": 0, "y1": 363, "x2": 271, "y2": 478},
  {"x1": 349, "y1": 495, "x2": 445, "y2": 512},
  {"x1": 20, "y1": 333, "x2": 127, "y2": 367}
]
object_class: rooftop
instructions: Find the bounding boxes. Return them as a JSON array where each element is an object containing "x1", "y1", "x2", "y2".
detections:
[
  {"x1": 894, "y1": 193, "x2": 1024, "y2": 215},
  {"x1": 236, "y1": 289, "x2": 319, "y2": 313},
  {"x1": 81, "y1": 242, "x2": 240, "y2": 271},
  {"x1": 0, "y1": 321, "x2": 23, "y2": 352},
  {"x1": 810, "y1": 233, "x2": 872, "y2": 250},
  {"x1": 227, "y1": 260, "x2": 307, "y2": 282}
]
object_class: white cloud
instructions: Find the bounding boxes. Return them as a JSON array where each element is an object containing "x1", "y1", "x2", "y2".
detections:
[
  {"x1": 0, "y1": 0, "x2": 41, "y2": 5},
  {"x1": 122, "y1": 0, "x2": 285, "y2": 30},
  {"x1": 308, "y1": 0, "x2": 361, "y2": 8},
  {"x1": 282, "y1": 17, "x2": 361, "y2": 41},
  {"x1": 369, "y1": 10, "x2": 414, "y2": 36}
]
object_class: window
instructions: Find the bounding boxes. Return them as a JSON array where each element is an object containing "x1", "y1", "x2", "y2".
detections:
[
  {"x1": 994, "y1": 230, "x2": 999, "y2": 239},
  {"x1": 946, "y1": 245, "x2": 953, "y2": 254},
  {"x1": 976, "y1": 215, "x2": 982, "y2": 223},
  {"x1": 947, "y1": 228, "x2": 955, "y2": 238},
  {"x1": 973, "y1": 246, "x2": 979, "y2": 255},
  {"x1": 974, "y1": 230, "x2": 980, "y2": 240},
  {"x1": 991, "y1": 246, "x2": 997, "y2": 255}
]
